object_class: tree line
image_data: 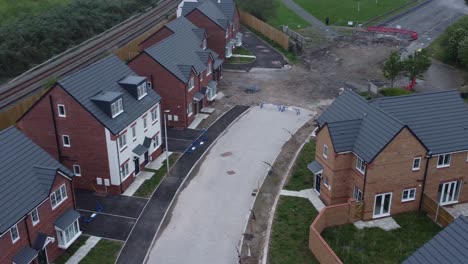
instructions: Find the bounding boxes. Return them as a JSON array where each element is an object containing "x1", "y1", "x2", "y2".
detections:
[{"x1": 0, "y1": 0, "x2": 158, "y2": 82}]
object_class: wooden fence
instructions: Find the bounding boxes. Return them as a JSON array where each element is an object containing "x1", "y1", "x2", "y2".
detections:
[
  {"x1": 421, "y1": 193, "x2": 455, "y2": 227},
  {"x1": 309, "y1": 199, "x2": 363, "y2": 264},
  {"x1": 0, "y1": 89, "x2": 48, "y2": 130},
  {"x1": 239, "y1": 11, "x2": 289, "y2": 50}
]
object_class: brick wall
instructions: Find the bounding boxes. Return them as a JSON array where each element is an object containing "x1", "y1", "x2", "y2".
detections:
[
  {"x1": 0, "y1": 174, "x2": 74, "y2": 263},
  {"x1": 17, "y1": 86, "x2": 111, "y2": 193},
  {"x1": 185, "y1": 10, "x2": 228, "y2": 59}
]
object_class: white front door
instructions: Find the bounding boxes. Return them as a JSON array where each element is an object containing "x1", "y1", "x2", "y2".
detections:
[
  {"x1": 373, "y1": 192, "x2": 392, "y2": 218},
  {"x1": 439, "y1": 181, "x2": 460, "y2": 205}
]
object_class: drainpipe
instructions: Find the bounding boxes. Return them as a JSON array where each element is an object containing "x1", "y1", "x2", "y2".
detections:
[
  {"x1": 418, "y1": 151, "x2": 433, "y2": 211},
  {"x1": 361, "y1": 162, "x2": 369, "y2": 203},
  {"x1": 24, "y1": 216, "x2": 32, "y2": 247},
  {"x1": 49, "y1": 96, "x2": 62, "y2": 162},
  {"x1": 116, "y1": 136, "x2": 123, "y2": 194}
]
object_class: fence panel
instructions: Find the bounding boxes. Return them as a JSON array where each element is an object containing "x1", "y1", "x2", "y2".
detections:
[
  {"x1": 239, "y1": 11, "x2": 289, "y2": 50},
  {"x1": 421, "y1": 194, "x2": 455, "y2": 227}
]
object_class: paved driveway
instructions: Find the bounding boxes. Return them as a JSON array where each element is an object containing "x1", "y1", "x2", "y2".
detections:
[
  {"x1": 146, "y1": 105, "x2": 314, "y2": 264},
  {"x1": 163, "y1": 128, "x2": 206, "y2": 153}
]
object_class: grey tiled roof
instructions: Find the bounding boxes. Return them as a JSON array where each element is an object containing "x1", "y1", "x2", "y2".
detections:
[
  {"x1": 54, "y1": 209, "x2": 80, "y2": 230},
  {"x1": 317, "y1": 89, "x2": 404, "y2": 162},
  {"x1": 403, "y1": 216, "x2": 468, "y2": 264},
  {"x1": 144, "y1": 17, "x2": 219, "y2": 83},
  {"x1": 0, "y1": 127, "x2": 73, "y2": 234},
  {"x1": 182, "y1": 1, "x2": 230, "y2": 29},
  {"x1": 13, "y1": 247, "x2": 38, "y2": 264},
  {"x1": 58, "y1": 55, "x2": 161, "y2": 135},
  {"x1": 208, "y1": 0, "x2": 236, "y2": 21},
  {"x1": 307, "y1": 160, "x2": 323, "y2": 174},
  {"x1": 370, "y1": 90, "x2": 468, "y2": 155}
]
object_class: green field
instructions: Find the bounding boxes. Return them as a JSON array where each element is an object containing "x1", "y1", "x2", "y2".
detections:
[
  {"x1": 293, "y1": 0, "x2": 411, "y2": 26},
  {"x1": 0, "y1": 0, "x2": 70, "y2": 25},
  {"x1": 267, "y1": 0, "x2": 310, "y2": 29}
]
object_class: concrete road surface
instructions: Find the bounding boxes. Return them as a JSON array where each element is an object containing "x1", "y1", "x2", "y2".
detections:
[
  {"x1": 146, "y1": 105, "x2": 314, "y2": 264},
  {"x1": 387, "y1": 0, "x2": 467, "y2": 56}
]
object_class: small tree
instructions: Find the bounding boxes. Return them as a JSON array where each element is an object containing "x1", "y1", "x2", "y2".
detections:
[
  {"x1": 448, "y1": 27, "x2": 468, "y2": 62},
  {"x1": 457, "y1": 36, "x2": 468, "y2": 67},
  {"x1": 383, "y1": 51, "x2": 403, "y2": 88},
  {"x1": 403, "y1": 49, "x2": 432, "y2": 81}
]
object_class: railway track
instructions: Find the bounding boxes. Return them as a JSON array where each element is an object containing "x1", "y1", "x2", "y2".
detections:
[{"x1": 0, "y1": 0, "x2": 180, "y2": 110}]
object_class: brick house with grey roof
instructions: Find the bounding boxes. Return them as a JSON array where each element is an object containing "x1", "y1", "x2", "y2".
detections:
[
  {"x1": 129, "y1": 17, "x2": 223, "y2": 128},
  {"x1": 180, "y1": 0, "x2": 242, "y2": 60},
  {"x1": 17, "y1": 55, "x2": 163, "y2": 195},
  {"x1": 0, "y1": 127, "x2": 79, "y2": 264},
  {"x1": 310, "y1": 90, "x2": 468, "y2": 220}
]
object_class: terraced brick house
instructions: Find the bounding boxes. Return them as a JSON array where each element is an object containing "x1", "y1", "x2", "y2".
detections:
[
  {"x1": 129, "y1": 17, "x2": 223, "y2": 128},
  {"x1": 309, "y1": 90, "x2": 468, "y2": 220},
  {"x1": 0, "y1": 127, "x2": 79, "y2": 264},
  {"x1": 16, "y1": 55, "x2": 163, "y2": 195},
  {"x1": 180, "y1": 0, "x2": 242, "y2": 60}
]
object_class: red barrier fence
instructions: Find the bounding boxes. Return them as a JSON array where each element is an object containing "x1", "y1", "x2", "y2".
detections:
[{"x1": 367, "y1": 26, "x2": 418, "y2": 40}]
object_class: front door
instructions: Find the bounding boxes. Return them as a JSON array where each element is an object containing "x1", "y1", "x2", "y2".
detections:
[
  {"x1": 134, "y1": 158, "x2": 140, "y2": 175},
  {"x1": 314, "y1": 173, "x2": 322, "y2": 193},
  {"x1": 38, "y1": 248, "x2": 48, "y2": 264},
  {"x1": 194, "y1": 101, "x2": 199, "y2": 115},
  {"x1": 373, "y1": 192, "x2": 392, "y2": 218},
  {"x1": 439, "y1": 181, "x2": 460, "y2": 205},
  {"x1": 144, "y1": 152, "x2": 149, "y2": 165}
]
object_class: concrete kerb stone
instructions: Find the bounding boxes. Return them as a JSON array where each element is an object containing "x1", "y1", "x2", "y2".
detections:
[
  {"x1": 142, "y1": 106, "x2": 253, "y2": 264},
  {"x1": 259, "y1": 124, "x2": 318, "y2": 264}
]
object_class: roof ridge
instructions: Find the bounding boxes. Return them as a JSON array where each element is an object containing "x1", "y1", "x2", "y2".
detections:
[
  {"x1": 369, "y1": 89, "x2": 460, "y2": 102},
  {"x1": 59, "y1": 55, "x2": 119, "y2": 85}
]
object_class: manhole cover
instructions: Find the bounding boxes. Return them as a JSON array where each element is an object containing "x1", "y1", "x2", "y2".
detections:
[
  {"x1": 220, "y1": 151, "x2": 232, "y2": 157},
  {"x1": 227, "y1": 170, "x2": 236, "y2": 175}
]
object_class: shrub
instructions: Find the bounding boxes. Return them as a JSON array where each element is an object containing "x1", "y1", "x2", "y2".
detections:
[{"x1": 379, "y1": 88, "x2": 412, "y2": 97}]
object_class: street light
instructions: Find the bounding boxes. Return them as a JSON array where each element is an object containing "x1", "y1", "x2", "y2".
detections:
[{"x1": 163, "y1": 109, "x2": 171, "y2": 175}]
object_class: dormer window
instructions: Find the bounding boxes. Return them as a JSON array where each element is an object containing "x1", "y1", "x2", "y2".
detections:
[
  {"x1": 137, "y1": 83, "x2": 147, "y2": 100},
  {"x1": 203, "y1": 38, "x2": 207, "y2": 50},
  {"x1": 111, "y1": 98, "x2": 124, "y2": 118}
]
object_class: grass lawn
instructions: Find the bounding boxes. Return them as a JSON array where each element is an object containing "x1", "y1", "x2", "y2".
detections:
[
  {"x1": 267, "y1": 0, "x2": 310, "y2": 30},
  {"x1": 234, "y1": 46, "x2": 254, "y2": 56},
  {"x1": 54, "y1": 236, "x2": 88, "y2": 264},
  {"x1": 285, "y1": 140, "x2": 316, "y2": 191},
  {"x1": 80, "y1": 239, "x2": 123, "y2": 264},
  {"x1": 0, "y1": 0, "x2": 71, "y2": 25},
  {"x1": 322, "y1": 212, "x2": 442, "y2": 263},
  {"x1": 293, "y1": 0, "x2": 411, "y2": 26},
  {"x1": 133, "y1": 153, "x2": 180, "y2": 198},
  {"x1": 269, "y1": 196, "x2": 319, "y2": 264}
]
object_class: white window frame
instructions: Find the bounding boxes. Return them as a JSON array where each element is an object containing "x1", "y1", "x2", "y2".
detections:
[
  {"x1": 31, "y1": 208, "x2": 40, "y2": 226},
  {"x1": 207, "y1": 62, "x2": 212, "y2": 76},
  {"x1": 373, "y1": 192, "x2": 392, "y2": 218},
  {"x1": 111, "y1": 98, "x2": 124, "y2": 118},
  {"x1": 50, "y1": 184, "x2": 68, "y2": 210},
  {"x1": 62, "y1": 135, "x2": 71, "y2": 147},
  {"x1": 353, "y1": 186, "x2": 363, "y2": 202},
  {"x1": 202, "y1": 38, "x2": 207, "y2": 50},
  {"x1": 143, "y1": 117, "x2": 148, "y2": 130},
  {"x1": 137, "y1": 83, "x2": 148, "y2": 100},
  {"x1": 402, "y1": 188, "x2": 416, "y2": 202},
  {"x1": 412, "y1": 157, "x2": 421, "y2": 171},
  {"x1": 323, "y1": 144, "x2": 329, "y2": 159},
  {"x1": 153, "y1": 135, "x2": 159, "y2": 148},
  {"x1": 10, "y1": 224, "x2": 20, "y2": 243},
  {"x1": 356, "y1": 156, "x2": 366, "y2": 174},
  {"x1": 200, "y1": 71, "x2": 204, "y2": 82},
  {"x1": 118, "y1": 133, "x2": 127, "y2": 150},
  {"x1": 57, "y1": 104, "x2": 66, "y2": 117},
  {"x1": 132, "y1": 126, "x2": 137, "y2": 141},
  {"x1": 225, "y1": 29, "x2": 229, "y2": 38},
  {"x1": 73, "y1": 165, "x2": 81, "y2": 176},
  {"x1": 187, "y1": 102, "x2": 193, "y2": 116},
  {"x1": 323, "y1": 176, "x2": 331, "y2": 190},
  {"x1": 437, "y1": 154, "x2": 451, "y2": 168},
  {"x1": 151, "y1": 108, "x2": 158, "y2": 124},
  {"x1": 121, "y1": 162, "x2": 130, "y2": 180},
  {"x1": 188, "y1": 77, "x2": 195, "y2": 91},
  {"x1": 56, "y1": 219, "x2": 81, "y2": 249}
]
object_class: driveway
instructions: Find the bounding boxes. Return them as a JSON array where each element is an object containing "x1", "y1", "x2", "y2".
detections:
[
  {"x1": 146, "y1": 105, "x2": 314, "y2": 264},
  {"x1": 224, "y1": 27, "x2": 287, "y2": 71},
  {"x1": 163, "y1": 128, "x2": 206, "y2": 153},
  {"x1": 382, "y1": 0, "x2": 466, "y2": 55}
]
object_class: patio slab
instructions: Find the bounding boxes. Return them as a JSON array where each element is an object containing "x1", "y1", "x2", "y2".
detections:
[
  {"x1": 445, "y1": 203, "x2": 468, "y2": 218},
  {"x1": 354, "y1": 217, "x2": 400, "y2": 231}
]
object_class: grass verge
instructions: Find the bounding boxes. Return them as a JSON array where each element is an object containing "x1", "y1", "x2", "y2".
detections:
[
  {"x1": 322, "y1": 212, "x2": 442, "y2": 263},
  {"x1": 54, "y1": 235, "x2": 88, "y2": 264},
  {"x1": 227, "y1": 56, "x2": 255, "y2": 64},
  {"x1": 133, "y1": 153, "x2": 181, "y2": 198},
  {"x1": 234, "y1": 46, "x2": 254, "y2": 56},
  {"x1": 243, "y1": 25, "x2": 298, "y2": 63},
  {"x1": 80, "y1": 239, "x2": 123, "y2": 264},
  {"x1": 293, "y1": 0, "x2": 411, "y2": 26},
  {"x1": 266, "y1": 0, "x2": 310, "y2": 30},
  {"x1": 269, "y1": 196, "x2": 319, "y2": 264},
  {"x1": 285, "y1": 140, "x2": 316, "y2": 191}
]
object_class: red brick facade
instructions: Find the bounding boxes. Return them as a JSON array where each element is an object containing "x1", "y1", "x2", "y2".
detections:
[
  {"x1": 314, "y1": 125, "x2": 468, "y2": 220},
  {"x1": 0, "y1": 173, "x2": 75, "y2": 264}
]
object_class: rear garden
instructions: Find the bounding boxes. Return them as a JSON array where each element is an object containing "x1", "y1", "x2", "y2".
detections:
[{"x1": 292, "y1": 0, "x2": 412, "y2": 26}]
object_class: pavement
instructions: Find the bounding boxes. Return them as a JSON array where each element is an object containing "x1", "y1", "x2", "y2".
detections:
[
  {"x1": 446, "y1": 202, "x2": 468, "y2": 218},
  {"x1": 116, "y1": 105, "x2": 250, "y2": 264},
  {"x1": 146, "y1": 105, "x2": 314, "y2": 264},
  {"x1": 280, "y1": 188, "x2": 325, "y2": 211},
  {"x1": 281, "y1": 0, "x2": 337, "y2": 38},
  {"x1": 224, "y1": 27, "x2": 287, "y2": 71},
  {"x1": 382, "y1": 0, "x2": 467, "y2": 56},
  {"x1": 65, "y1": 236, "x2": 101, "y2": 264}
]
